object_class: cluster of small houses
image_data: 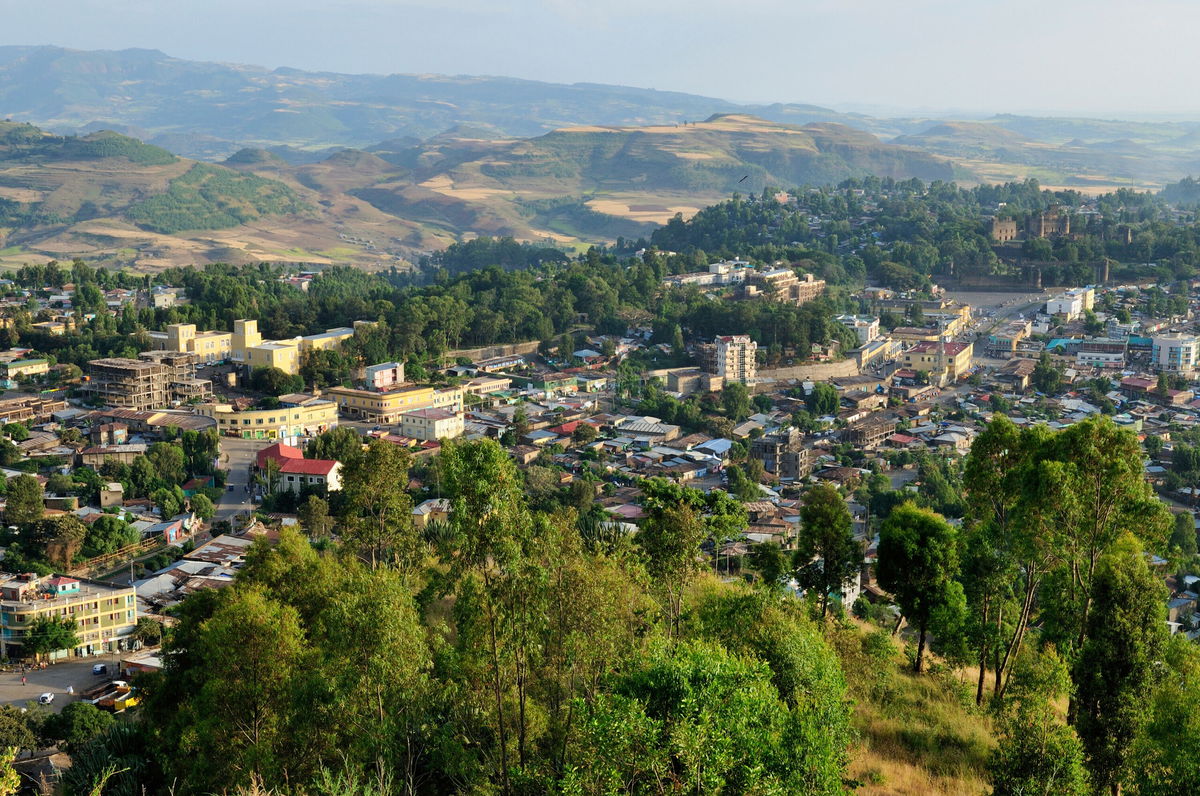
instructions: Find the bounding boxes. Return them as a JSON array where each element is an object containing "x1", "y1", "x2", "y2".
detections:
[{"x1": 7, "y1": 272, "x2": 1200, "y2": 651}]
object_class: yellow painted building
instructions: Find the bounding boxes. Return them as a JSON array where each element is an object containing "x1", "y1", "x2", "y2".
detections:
[
  {"x1": 236, "y1": 319, "x2": 357, "y2": 375},
  {"x1": 1, "y1": 358, "x2": 49, "y2": 380},
  {"x1": 902, "y1": 341, "x2": 975, "y2": 387},
  {"x1": 195, "y1": 394, "x2": 338, "y2": 439},
  {"x1": 149, "y1": 324, "x2": 234, "y2": 363},
  {"x1": 0, "y1": 574, "x2": 137, "y2": 660},
  {"x1": 246, "y1": 341, "x2": 301, "y2": 374},
  {"x1": 144, "y1": 319, "x2": 366, "y2": 376},
  {"x1": 327, "y1": 385, "x2": 463, "y2": 423}
]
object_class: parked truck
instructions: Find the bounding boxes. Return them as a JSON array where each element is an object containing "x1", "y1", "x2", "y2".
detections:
[{"x1": 87, "y1": 680, "x2": 139, "y2": 713}]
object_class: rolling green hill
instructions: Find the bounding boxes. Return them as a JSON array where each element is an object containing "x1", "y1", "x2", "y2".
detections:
[
  {"x1": 340, "y1": 114, "x2": 953, "y2": 241},
  {"x1": 126, "y1": 163, "x2": 307, "y2": 233}
]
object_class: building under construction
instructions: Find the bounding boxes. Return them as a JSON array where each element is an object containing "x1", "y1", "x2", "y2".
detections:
[{"x1": 85, "y1": 352, "x2": 212, "y2": 411}]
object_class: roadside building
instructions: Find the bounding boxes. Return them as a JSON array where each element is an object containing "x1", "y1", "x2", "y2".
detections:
[
  {"x1": 0, "y1": 573, "x2": 137, "y2": 660},
  {"x1": 901, "y1": 341, "x2": 974, "y2": 387},
  {"x1": 196, "y1": 393, "x2": 338, "y2": 440},
  {"x1": 1075, "y1": 338, "x2": 1128, "y2": 369},
  {"x1": 326, "y1": 384, "x2": 465, "y2": 424}
]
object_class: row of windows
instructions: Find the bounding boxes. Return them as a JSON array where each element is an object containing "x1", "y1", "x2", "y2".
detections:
[{"x1": 219, "y1": 413, "x2": 310, "y2": 425}]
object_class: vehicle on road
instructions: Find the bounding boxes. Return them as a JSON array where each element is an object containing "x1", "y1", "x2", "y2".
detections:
[
  {"x1": 92, "y1": 663, "x2": 107, "y2": 676},
  {"x1": 37, "y1": 692, "x2": 53, "y2": 704},
  {"x1": 88, "y1": 680, "x2": 138, "y2": 712}
]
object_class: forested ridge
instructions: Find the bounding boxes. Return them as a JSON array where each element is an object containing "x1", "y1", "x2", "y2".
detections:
[{"x1": 653, "y1": 177, "x2": 1200, "y2": 289}]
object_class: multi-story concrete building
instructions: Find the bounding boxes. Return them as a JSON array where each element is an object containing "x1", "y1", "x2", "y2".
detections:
[
  {"x1": 148, "y1": 323, "x2": 233, "y2": 364},
  {"x1": 1075, "y1": 338, "x2": 1128, "y2": 369},
  {"x1": 985, "y1": 319, "x2": 1033, "y2": 359},
  {"x1": 365, "y1": 362, "x2": 405, "y2": 391},
  {"x1": 196, "y1": 393, "x2": 337, "y2": 441},
  {"x1": 1152, "y1": 333, "x2": 1200, "y2": 374},
  {"x1": 146, "y1": 318, "x2": 368, "y2": 375},
  {"x1": 0, "y1": 395, "x2": 66, "y2": 424},
  {"x1": 0, "y1": 358, "x2": 49, "y2": 381},
  {"x1": 749, "y1": 427, "x2": 812, "y2": 481},
  {"x1": 85, "y1": 352, "x2": 211, "y2": 411},
  {"x1": 1045, "y1": 287, "x2": 1095, "y2": 320},
  {"x1": 706, "y1": 335, "x2": 758, "y2": 385},
  {"x1": 400, "y1": 408, "x2": 465, "y2": 441},
  {"x1": 842, "y1": 417, "x2": 898, "y2": 449},
  {"x1": 0, "y1": 573, "x2": 137, "y2": 660},
  {"x1": 902, "y1": 340, "x2": 974, "y2": 387},
  {"x1": 744, "y1": 269, "x2": 826, "y2": 305},
  {"x1": 326, "y1": 384, "x2": 464, "y2": 424},
  {"x1": 835, "y1": 315, "x2": 880, "y2": 345}
]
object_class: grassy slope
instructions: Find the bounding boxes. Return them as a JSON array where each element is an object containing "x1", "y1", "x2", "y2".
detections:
[
  {"x1": 0, "y1": 130, "x2": 418, "y2": 269},
  {"x1": 829, "y1": 620, "x2": 994, "y2": 795},
  {"x1": 345, "y1": 114, "x2": 954, "y2": 243}
]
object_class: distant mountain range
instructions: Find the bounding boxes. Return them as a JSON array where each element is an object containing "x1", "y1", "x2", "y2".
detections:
[
  {"x1": 4, "y1": 46, "x2": 1200, "y2": 191},
  {"x1": 3, "y1": 45, "x2": 1200, "y2": 269},
  {"x1": 0, "y1": 46, "x2": 902, "y2": 156}
]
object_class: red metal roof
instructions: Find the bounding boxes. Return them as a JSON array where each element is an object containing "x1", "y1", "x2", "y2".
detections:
[
  {"x1": 278, "y1": 458, "x2": 337, "y2": 476},
  {"x1": 256, "y1": 442, "x2": 303, "y2": 469}
]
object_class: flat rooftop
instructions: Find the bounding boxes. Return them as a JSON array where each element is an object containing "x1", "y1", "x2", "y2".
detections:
[{"x1": 0, "y1": 573, "x2": 132, "y2": 610}]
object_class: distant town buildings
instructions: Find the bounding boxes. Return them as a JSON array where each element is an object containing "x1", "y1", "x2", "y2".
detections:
[
  {"x1": 902, "y1": 340, "x2": 974, "y2": 387},
  {"x1": 195, "y1": 393, "x2": 338, "y2": 441},
  {"x1": 326, "y1": 384, "x2": 464, "y2": 424},
  {"x1": 365, "y1": 362, "x2": 405, "y2": 391},
  {"x1": 744, "y1": 269, "x2": 826, "y2": 305},
  {"x1": 400, "y1": 408, "x2": 465, "y2": 441},
  {"x1": 749, "y1": 427, "x2": 812, "y2": 481}
]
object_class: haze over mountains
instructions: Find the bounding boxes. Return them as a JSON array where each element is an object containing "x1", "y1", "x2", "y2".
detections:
[{"x1": 3, "y1": 45, "x2": 1200, "y2": 269}]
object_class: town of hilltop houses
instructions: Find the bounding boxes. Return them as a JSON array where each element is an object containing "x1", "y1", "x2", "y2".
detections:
[{"x1": 0, "y1": 261, "x2": 1198, "y2": 706}]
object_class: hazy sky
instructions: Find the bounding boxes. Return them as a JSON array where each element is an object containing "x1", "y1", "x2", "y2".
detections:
[{"x1": 2, "y1": 0, "x2": 1197, "y2": 116}]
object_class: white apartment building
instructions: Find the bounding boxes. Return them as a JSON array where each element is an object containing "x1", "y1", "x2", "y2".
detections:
[
  {"x1": 1045, "y1": 287, "x2": 1095, "y2": 320},
  {"x1": 713, "y1": 335, "x2": 758, "y2": 385},
  {"x1": 1152, "y1": 333, "x2": 1200, "y2": 374},
  {"x1": 835, "y1": 314, "x2": 880, "y2": 345}
]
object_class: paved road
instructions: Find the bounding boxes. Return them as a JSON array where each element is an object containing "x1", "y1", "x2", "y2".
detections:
[
  {"x1": 215, "y1": 437, "x2": 271, "y2": 525},
  {"x1": 0, "y1": 659, "x2": 115, "y2": 714}
]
